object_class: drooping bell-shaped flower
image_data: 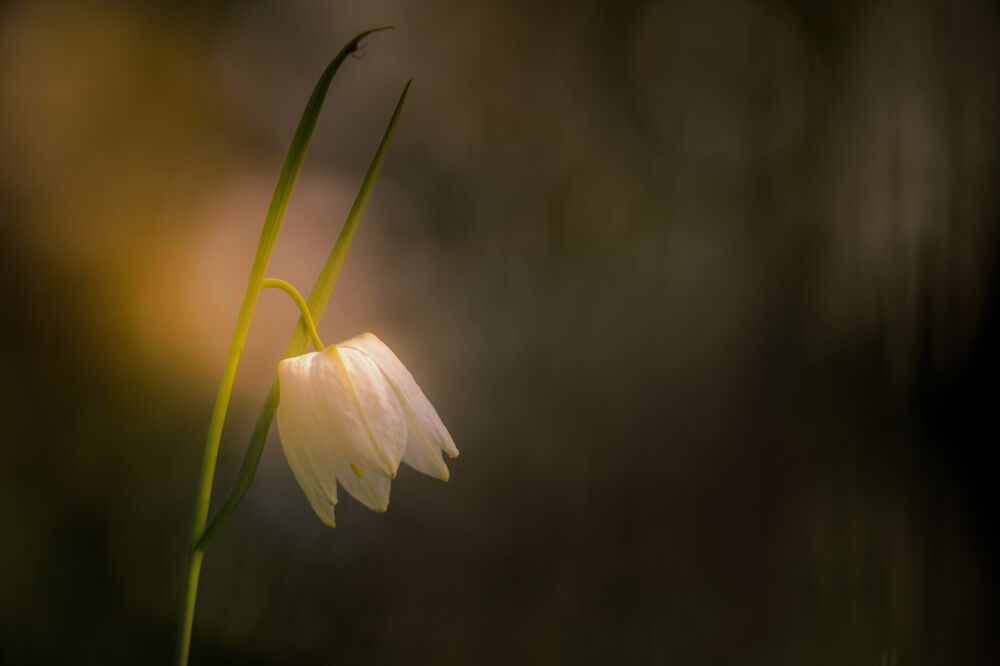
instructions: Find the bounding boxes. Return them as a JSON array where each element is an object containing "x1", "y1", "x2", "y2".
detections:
[{"x1": 276, "y1": 332, "x2": 458, "y2": 526}]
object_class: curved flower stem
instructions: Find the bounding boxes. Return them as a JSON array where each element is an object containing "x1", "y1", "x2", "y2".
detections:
[
  {"x1": 261, "y1": 278, "x2": 325, "y2": 350},
  {"x1": 194, "y1": 80, "x2": 411, "y2": 553},
  {"x1": 174, "y1": 28, "x2": 391, "y2": 666}
]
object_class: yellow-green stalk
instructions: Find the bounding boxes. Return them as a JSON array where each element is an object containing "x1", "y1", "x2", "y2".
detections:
[{"x1": 174, "y1": 28, "x2": 391, "y2": 666}]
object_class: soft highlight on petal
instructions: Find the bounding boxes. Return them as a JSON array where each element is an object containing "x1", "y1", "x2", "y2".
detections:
[
  {"x1": 335, "y1": 346, "x2": 407, "y2": 476},
  {"x1": 341, "y1": 333, "x2": 459, "y2": 481},
  {"x1": 278, "y1": 349, "x2": 396, "y2": 477},
  {"x1": 276, "y1": 355, "x2": 340, "y2": 526}
]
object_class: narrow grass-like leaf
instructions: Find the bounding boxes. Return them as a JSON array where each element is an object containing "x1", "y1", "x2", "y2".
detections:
[
  {"x1": 242, "y1": 26, "x2": 394, "y2": 301},
  {"x1": 176, "y1": 29, "x2": 392, "y2": 666},
  {"x1": 197, "y1": 80, "x2": 412, "y2": 549}
]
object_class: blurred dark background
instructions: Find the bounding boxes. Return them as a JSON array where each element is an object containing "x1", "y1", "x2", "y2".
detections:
[{"x1": 2, "y1": 0, "x2": 999, "y2": 664}]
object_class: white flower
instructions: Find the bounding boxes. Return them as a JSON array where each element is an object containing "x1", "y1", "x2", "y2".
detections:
[{"x1": 276, "y1": 332, "x2": 458, "y2": 526}]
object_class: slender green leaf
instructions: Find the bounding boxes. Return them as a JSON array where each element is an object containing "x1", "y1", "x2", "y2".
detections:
[
  {"x1": 242, "y1": 26, "x2": 393, "y2": 314},
  {"x1": 197, "y1": 80, "x2": 412, "y2": 549},
  {"x1": 177, "y1": 28, "x2": 393, "y2": 666}
]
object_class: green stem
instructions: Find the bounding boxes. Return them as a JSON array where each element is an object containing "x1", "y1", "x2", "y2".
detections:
[
  {"x1": 194, "y1": 80, "x2": 411, "y2": 553},
  {"x1": 261, "y1": 278, "x2": 325, "y2": 350},
  {"x1": 174, "y1": 28, "x2": 390, "y2": 666}
]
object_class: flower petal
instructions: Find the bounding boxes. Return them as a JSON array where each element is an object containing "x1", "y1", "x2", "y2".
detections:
[
  {"x1": 279, "y1": 348, "x2": 402, "y2": 477},
  {"x1": 334, "y1": 461, "x2": 392, "y2": 513},
  {"x1": 276, "y1": 354, "x2": 340, "y2": 526},
  {"x1": 334, "y1": 346, "x2": 408, "y2": 477},
  {"x1": 341, "y1": 333, "x2": 458, "y2": 481}
]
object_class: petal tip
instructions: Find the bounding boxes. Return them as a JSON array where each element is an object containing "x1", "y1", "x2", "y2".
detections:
[{"x1": 371, "y1": 458, "x2": 398, "y2": 479}]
